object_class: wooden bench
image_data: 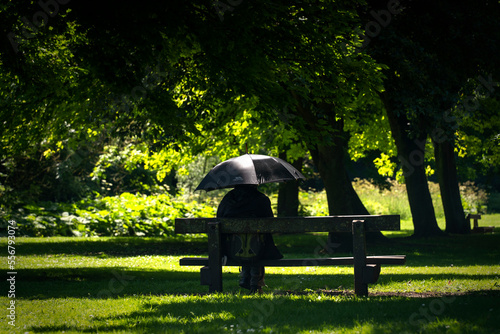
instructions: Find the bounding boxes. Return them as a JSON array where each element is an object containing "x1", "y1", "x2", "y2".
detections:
[
  {"x1": 175, "y1": 215, "x2": 406, "y2": 296},
  {"x1": 468, "y1": 214, "x2": 494, "y2": 233}
]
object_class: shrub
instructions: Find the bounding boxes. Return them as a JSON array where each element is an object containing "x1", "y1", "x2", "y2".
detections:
[
  {"x1": 460, "y1": 181, "x2": 489, "y2": 214},
  {"x1": 0, "y1": 193, "x2": 215, "y2": 237},
  {"x1": 91, "y1": 142, "x2": 177, "y2": 196}
]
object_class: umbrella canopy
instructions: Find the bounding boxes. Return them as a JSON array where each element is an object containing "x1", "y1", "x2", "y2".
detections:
[{"x1": 195, "y1": 154, "x2": 306, "y2": 191}]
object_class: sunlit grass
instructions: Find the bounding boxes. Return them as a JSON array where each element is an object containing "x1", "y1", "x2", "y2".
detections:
[
  {"x1": 1, "y1": 288, "x2": 498, "y2": 333},
  {"x1": 12, "y1": 253, "x2": 499, "y2": 295}
]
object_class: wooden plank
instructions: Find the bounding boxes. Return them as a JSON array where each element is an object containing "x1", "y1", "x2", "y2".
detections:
[
  {"x1": 179, "y1": 255, "x2": 406, "y2": 267},
  {"x1": 362, "y1": 264, "x2": 381, "y2": 284},
  {"x1": 352, "y1": 220, "x2": 368, "y2": 296},
  {"x1": 207, "y1": 222, "x2": 223, "y2": 292},
  {"x1": 175, "y1": 215, "x2": 401, "y2": 234},
  {"x1": 200, "y1": 266, "x2": 211, "y2": 285},
  {"x1": 467, "y1": 214, "x2": 482, "y2": 230},
  {"x1": 472, "y1": 226, "x2": 494, "y2": 233}
]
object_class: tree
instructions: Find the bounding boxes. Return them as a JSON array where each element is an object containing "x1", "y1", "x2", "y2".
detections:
[
  {"x1": 278, "y1": 152, "x2": 303, "y2": 217},
  {"x1": 454, "y1": 92, "x2": 500, "y2": 193},
  {"x1": 360, "y1": 0, "x2": 500, "y2": 236},
  {"x1": 1, "y1": 0, "x2": 385, "y2": 241},
  {"x1": 158, "y1": 0, "x2": 386, "y2": 231}
]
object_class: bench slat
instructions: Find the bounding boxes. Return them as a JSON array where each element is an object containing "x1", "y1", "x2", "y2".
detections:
[
  {"x1": 180, "y1": 255, "x2": 406, "y2": 267},
  {"x1": 175, "y1": 215, "x2": 401, "y2": 234}
]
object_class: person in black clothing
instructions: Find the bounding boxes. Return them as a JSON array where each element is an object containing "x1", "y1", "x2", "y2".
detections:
[{"x1": 217, "y1": 185, "x2": 283, "y2": 293}]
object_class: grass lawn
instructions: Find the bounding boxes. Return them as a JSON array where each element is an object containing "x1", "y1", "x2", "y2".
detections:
[{"x1": 1, "y1": 218, "x2": 499, "y2": 333}]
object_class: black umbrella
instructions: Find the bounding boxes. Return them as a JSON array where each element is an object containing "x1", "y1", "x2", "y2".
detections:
[{"x1": 195, "y1": 154, "x2": 306, "y2": 191}]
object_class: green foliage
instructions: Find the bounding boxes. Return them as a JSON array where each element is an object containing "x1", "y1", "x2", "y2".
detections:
[
  {"x1": 0, "y1": 193, "x2": 215, "y2": 237},
  {"x1": 2, "y1": 178, "x2": 496, "y2": 238},
  {"x1": 91, "y1": 140, "x2": 179, "y2": 196},
  {"x1": 1, "y1": 0, "x2": 499, "y2": 235},
  {"x1": 487, "y1": 193, "x2": 500, "y2": 213},
  {"x1": 456, "y1": 95, "x2": 500, "y2": 180},
  {"x1": 176, "y1": 154, "x2": 222, "y2": 196},
  {"x1": 299, "y1": 179, "x2": 419, "y2": 220},
  {"x1": 0, "y1": 134, "x2": 185, "y2": 206},
  {"x1": 459, "y1": 181, "x2": 489, "y2": 214},
  {"x1": 300, "y1": 178, "x2": 497, "y2": 221},
  {"x1": 298, "y1": 191, "x2": 330, "y2": 217},
  {"x1": 0, "y1": 144, "x2": 98, "y2": 205}
]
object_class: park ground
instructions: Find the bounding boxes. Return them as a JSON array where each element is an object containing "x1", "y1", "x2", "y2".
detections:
[{"x1": 0, "y1": 213, "x2": 499, "y2": 333}]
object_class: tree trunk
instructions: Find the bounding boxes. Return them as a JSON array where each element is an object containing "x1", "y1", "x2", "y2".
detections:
[
  {"x1": 292, "y1": 100, "x2": 387, "y2": 251},
  {"x1": 385, "y1": 104, "x2": 444, "y2": 237},
  {"x1": 309, "y1": 142, "x2": 368, "y2": 216},
  {"x1": 277, "y1": 153, "x2": 302, "y2": 217},
  {"x1": 433, "y1": 139, "x2": 469, "y2": 234},
  {"x1": 306, "y1": 115, "x2": 387, "y2": 251}
]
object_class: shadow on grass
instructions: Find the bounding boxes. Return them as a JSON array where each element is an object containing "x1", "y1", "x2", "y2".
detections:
[
  {"x1": 13, "y1": 266, "x2": 500, "y2": 300},
  {"x1": 278, "y1": 232, "x2": 500, "y2": 266},
  {"x1": 370, "y1": 232, "x2": 500, "y2": 266},
  {"x1": 13, "y1": 267, "x2": 204, "y2": 299},
  {"x1": 8, "y1": 236, "x2": 207, "y2": 256},
  {"x1": 10, "y1": 232, "x2": 500, "y2": 265},
  {"x1": 26, "y1": 290, "x2": 500, "y2": 333}
]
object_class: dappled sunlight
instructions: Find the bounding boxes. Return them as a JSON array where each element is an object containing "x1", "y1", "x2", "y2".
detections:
[
  {"x1": 1, "y1": 231, "x2": 499, "y2": 332},
  {"x1": 6, "y1": 291, "x2": 499, "y2": 333},
  {"x1": 1, "y1": 0, "x2": 499, "y2": 331}
]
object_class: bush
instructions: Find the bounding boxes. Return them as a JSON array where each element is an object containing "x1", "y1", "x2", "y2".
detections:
[
  {"x1": 91, "y1": 142, "x2": 177, "y2": 196},
  {"x1": 0, "y1": 193, "x2": 215, "y2": 237},
  {"x1": 460, "y1": 181, "x2": 489, "y2": 214}
]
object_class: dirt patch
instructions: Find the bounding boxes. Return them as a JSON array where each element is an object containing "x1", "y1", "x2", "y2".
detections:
[{"x1": 269, "y1": 289, "x2": 500, "y2": 298}]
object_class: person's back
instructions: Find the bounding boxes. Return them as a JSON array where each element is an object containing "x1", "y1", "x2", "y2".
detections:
[
  {"x1": 217, "y1": 184, "x2": 273, "y2": 219},
  {"x1": 217, "y1": 185, "x2": 282, "y2": 292}
]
